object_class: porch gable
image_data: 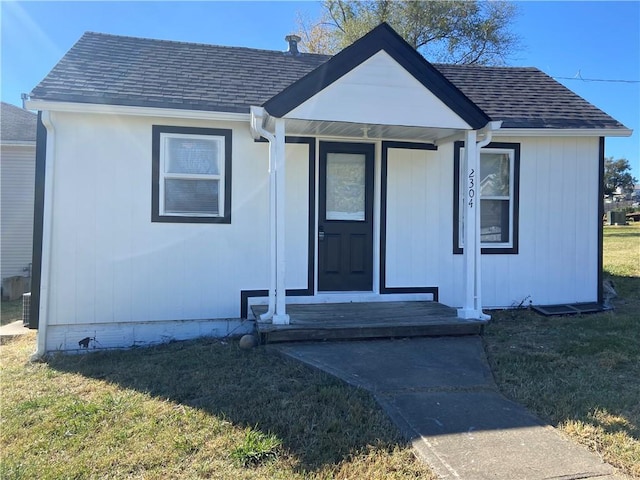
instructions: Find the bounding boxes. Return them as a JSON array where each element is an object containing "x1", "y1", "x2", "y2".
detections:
[
  {"x1": 284, "y1": 50, "x2": 472, "y2": 130},
  {"x1": 263, "y1": 22, "x2": 490, "y2": 130}
]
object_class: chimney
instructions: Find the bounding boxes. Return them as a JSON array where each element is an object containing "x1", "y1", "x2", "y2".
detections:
[{"x1": 285, "y1": 34, "x2": 301, "y2": 56}]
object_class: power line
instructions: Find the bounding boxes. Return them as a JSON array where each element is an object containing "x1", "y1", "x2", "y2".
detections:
[{"x1": 553, "y1": 72, "x2": 640, "y2": 84}]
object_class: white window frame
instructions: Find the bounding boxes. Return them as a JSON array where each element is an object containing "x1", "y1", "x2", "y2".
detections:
[
  {"x1": 159, "y1": 132, "x2": 225, "y2": 218},
  {"x1": 458, "y1": 146, "x2": 516, "y2": 250},
  {"x1": 478, "y1": 147, "x2": 515, "y2": 248}
]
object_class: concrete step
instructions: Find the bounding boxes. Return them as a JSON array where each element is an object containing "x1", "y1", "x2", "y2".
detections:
[
  {"x1": 259, "y1": 320, "x2": 484, "y2": 343},
  {"x1": 253, "y1": 301, "x2": 486, "y2": 344}
]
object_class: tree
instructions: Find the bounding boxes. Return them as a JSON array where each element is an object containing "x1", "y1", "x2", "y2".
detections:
[
  {"x1": 604, "y1": 157, "x2": 637, "y2": 196},
  {"x1": 296, "y1": 0, "x2": 520, "y2": 65}
]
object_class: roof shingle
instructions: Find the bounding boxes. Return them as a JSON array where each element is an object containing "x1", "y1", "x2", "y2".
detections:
[
  {"x1": 30, "y1": 32, "x2": 330, "y2": 114},
  {"x1": 30, "y1": 31, "x2": 626, "y2": 130},
  {"x1": 0, "y1": 102, "x2": 37, "y2": 143},
  {"x1": 433, "y1": 64, "x2": 625, "y2": 129}
]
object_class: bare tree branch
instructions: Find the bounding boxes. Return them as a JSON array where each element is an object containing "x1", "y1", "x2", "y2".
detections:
[{"x1": 297, "y1": 0, "x2": 520, "y2": 65}]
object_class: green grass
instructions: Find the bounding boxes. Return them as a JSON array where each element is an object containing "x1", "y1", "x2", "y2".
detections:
[
  {"x1": 1, "y1": 298, "x2": 23, "y2": 326},
  {"x1": 2, "y1": 225, "x2": 637, "y2": 479},
  {"x1": 231, "y1": 428, "x2": 282, "y2": 467},
  {"x1": 484, "y1": 223, "x2": 640, "y2": 478},
  {"x1": 0, "y1": 334, "x2": 434, "y2": 479}
]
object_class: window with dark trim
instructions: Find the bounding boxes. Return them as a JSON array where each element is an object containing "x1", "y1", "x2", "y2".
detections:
[
  {"x1": 152, "y1": 126, "x2": 232, "y2": 223},
  {"x1": 453, "y1": 141, "x2": 520, "y2": 254}
]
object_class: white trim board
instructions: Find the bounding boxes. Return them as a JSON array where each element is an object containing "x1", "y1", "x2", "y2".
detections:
[
  {"x1": 45, "y1": 318, "x2": 253, "y2": 353},
  {"x1": 247, "y1": 292, "x2": 437, "y2": 319},
  {"x1": 25, "y1": 100, "x2": 250, "y2": 123},
  {"x1": 495, "y1": 128, "x2": 632, "y2": 138}
]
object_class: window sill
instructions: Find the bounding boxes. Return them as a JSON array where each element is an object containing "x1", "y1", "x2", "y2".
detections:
[{"x1": 152, "y1": 214, "x2": 231, "y2": 224}]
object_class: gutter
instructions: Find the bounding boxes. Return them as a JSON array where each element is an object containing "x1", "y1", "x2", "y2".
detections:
[
  {"x1": 493, "y1": 127, "x2": 633, "y2": 138},
  {"x1": 250, "y1": 107, "x2": 276, "y2": 321},
  {"x1": 477, "y1": 121, "x2": 502, "y2": 149},
  {"x1": 1, "y1": 141, "x2": 37, "y2": 147},
  {"x1": 26, "y1": 100, "x2": 250, "y2": 123},
  {"x1": 31, "y1": 111, "x2": 55, "y2": 360}
]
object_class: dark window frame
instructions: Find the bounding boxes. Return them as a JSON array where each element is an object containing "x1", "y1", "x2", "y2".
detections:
[
  {"x1": 453, "y1": 141, "x2": 520, "y2": 255},
  {"x1": 152, "y1": 125, "x2": 232, "y2": 224}
]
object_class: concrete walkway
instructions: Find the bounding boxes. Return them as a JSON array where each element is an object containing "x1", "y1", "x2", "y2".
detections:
[
  {"x1": 272, "y1": 337, "x2": 625, "y2": 480},
  {"x1": 0, "y1": 320, "x2": 31, "y2": 339}
]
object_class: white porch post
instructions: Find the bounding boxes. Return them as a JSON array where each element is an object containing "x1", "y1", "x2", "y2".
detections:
[
  {"x1": 458, "y1": 129, "x2": 481, "y2": 319},
  {"x1": 273, "y1": 118, "x2": 290, "y2": 324}
]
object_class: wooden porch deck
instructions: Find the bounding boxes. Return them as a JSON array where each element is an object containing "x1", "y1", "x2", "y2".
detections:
[{"x1": 252, "y1": 301, "x2": 487, "y2": 344}]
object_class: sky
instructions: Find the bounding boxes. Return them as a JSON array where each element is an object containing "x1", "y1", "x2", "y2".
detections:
[{"x1": 1, "y1": 1, "x2": 639, "y2": 176}]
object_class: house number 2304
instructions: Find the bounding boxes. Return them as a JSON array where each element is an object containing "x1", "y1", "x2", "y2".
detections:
[{"x1": 468, "y1": 169, "x2": 475, "y2": 207}]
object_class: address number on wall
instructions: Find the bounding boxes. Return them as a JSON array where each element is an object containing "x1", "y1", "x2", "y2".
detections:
[{"x1": 468, "y1": 168, "x2": 475, "y2": 208}]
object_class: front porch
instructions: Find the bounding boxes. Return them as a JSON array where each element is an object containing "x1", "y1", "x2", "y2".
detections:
[
  {"x1": 250, "y1": 24, "x2": 504, "y2": 327},
  {"x1": 252, "y1": 301, "x2": 487, "y2": 343}
]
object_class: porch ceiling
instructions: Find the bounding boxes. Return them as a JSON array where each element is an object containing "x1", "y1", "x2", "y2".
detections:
[{"x1": 265, "y1": 117, "x2": 466, "y2": 144}]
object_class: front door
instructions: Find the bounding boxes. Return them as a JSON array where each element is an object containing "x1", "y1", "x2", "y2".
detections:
[{"x1": 318, "y1": 142, "x2": 374, "y2": 291}]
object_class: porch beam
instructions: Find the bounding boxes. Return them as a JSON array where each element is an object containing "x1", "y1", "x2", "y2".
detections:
[{"x1": 434, "y1": 130, "x2": 466, "y2": 147}]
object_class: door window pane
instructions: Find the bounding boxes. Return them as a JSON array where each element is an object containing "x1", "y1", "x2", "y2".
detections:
[{"x1": 326, "y1": 153, "x2": 366, "y2": 221}]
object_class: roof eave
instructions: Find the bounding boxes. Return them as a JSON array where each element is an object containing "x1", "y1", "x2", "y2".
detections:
[
  {"x1": 25, "y1": 99, "x2": 251, "y2": 122},
  {"x1": 0, "y1": 140, "x2": 37, "y2": 146},
  {"x1": 494, "y1": 127, "x2": 633, "y2": 138}
]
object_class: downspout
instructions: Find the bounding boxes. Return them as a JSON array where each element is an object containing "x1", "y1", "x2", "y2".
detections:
[
  {"x1": 250, "y1": 108, "x2": 276, "y2": 321},
  {"x1": 31, "y1": 111, "x2": 55, "y2": 360}
]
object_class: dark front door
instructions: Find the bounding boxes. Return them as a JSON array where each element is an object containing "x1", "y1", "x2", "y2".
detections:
[{"x1": 318, "y1": 142, "x2": 374, "y2": 291}]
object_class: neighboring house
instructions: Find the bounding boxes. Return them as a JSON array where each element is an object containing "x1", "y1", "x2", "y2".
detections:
[
  {"x1": 1, "y1": 102, "x2": 37, "y2": 300},
  {"x1": 26, "y1": 24, "x2": 631, "y2": 353}
]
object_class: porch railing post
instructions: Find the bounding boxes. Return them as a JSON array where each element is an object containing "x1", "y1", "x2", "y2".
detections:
[
  {"x1": 459, "y1": 129, "x2": 480, "y2": 319},
  {"x1": 273, "y1": 118, "x2": 290, "y2": 324}
]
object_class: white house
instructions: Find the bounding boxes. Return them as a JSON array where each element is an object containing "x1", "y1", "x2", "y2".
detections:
[
  {"x1": 1, "y1": 102, "x2": 37, "y2": 300},
  {"x1": 25, "y1": 24, "x2": 631, "y2": 354}
]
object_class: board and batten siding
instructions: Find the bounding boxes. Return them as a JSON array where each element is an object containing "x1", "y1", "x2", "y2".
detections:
[
  {"x1": 385, "y1": 144, "x2": 460, "y2": 291},
  {"x1": 287, "y1": 51, "x2": 470, "y2": 130},
  {"x1": 42, "y1": 112, "x2": 310, "y2": 351},
  {"x1": 1, "y1": 144, "x2": 36, "y2": 282},
  {"x1": 384, "y1": 136, "x2": 600, "y2": 308},
  {"x1": 284, "y1": 143, "x2": 311, "y2": 290}
]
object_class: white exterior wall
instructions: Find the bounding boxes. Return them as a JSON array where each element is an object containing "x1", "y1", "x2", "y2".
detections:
[
  {"x1": 284, "y1": 143, "x2": 311, "y2": 289},
  {"x1": 42, "y1": 112, "x2": 310, "y2": 351},
  {"x1": 40, "y1": 110, "x2": 602, "y2": 352},
  {"x1": 496, "y1": 136, "x2": 600, "y2": 307},
  {"x1": 385, "y1": 144, "x2": 461, "y2": 292},
  {"x1": 1, "y1": 144, "x2": 36, "y2": 282},
  {"x1": 384, "y1": 136, "x2": 600, "y2": 308}
]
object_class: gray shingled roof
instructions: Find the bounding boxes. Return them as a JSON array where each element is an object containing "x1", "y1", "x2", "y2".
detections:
[
  {"x1": 30, "y1": 32, "x2": 330, "y2": 114},
  {"x1": 1, "y1": 102, "x2": 37, "y2": 143},
  {"x1": 433, "y1": 64, "x2": 625, "y2": 129},
  {"x1": 30, "y1": 31, "x2": 626, "y2": 130}
]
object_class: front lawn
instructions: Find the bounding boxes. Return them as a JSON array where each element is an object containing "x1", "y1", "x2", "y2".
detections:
[
  {"x1": 485, "y1": 223, "x2": 640, "y2": 478},
  {"x1": 0, "y1": 333, "x2": 434, "y2": 479},
  {"x1": 2, "y1": 224, "x2": 637, "y2": 478}
]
